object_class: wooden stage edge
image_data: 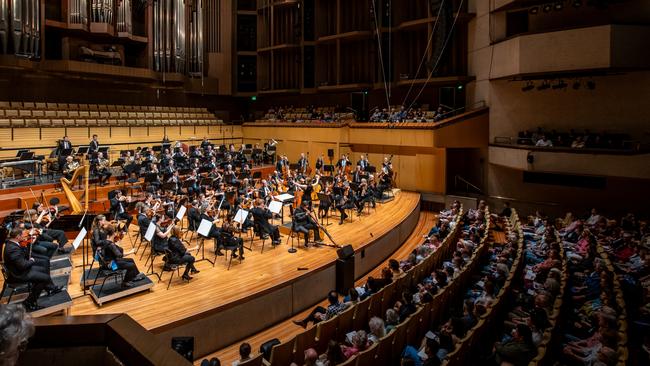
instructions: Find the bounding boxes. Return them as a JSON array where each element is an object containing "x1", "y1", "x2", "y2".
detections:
[{"x1": 152, "y1": 192, "x2": 420, "y2": 358}]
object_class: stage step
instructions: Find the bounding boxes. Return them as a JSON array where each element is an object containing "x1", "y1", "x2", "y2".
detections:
[
  {"x1": 29, "y1": 290, "x2": 73, "y2": 317},
  {"x1": 1, "y1": 274, "x2": 70, "y2": 304},
  {"x1": 89, "y1": 275, "x2": 154, "y2": 307},
  {"x1": 50, "y1": 256, "x2": 73, "y2": 279}
]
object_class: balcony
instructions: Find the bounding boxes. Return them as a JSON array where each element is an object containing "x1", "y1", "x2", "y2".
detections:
[
  {"x1": 489, "y1": 145, "x2": 650, "y2": 179},
  {"x1": 489, "y1": 25, "x2": 650, "y2": 79}
]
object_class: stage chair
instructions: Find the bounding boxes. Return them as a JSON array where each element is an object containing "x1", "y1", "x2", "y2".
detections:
[
  {"x1": 1, "y1": 264, "x2": 31, "y2": 304},
  {"x1": 222, "y1": 241, "x2": 243, "y2": 271},
  {"x1": 269, "y1": 337, "x2": 295, "y2": 366},
  {"x1": 251, "y1": 221, "x2": 269, "y2": 253},
  {"x1": 91, "y1": 249, "x2": 127, "y2": 297},
  {"x1": 160, "y1": 249, "x2": 189, "y2": 290},
  {"x1": 293, "y1": 326, "x2": 318, "y2": 365}
]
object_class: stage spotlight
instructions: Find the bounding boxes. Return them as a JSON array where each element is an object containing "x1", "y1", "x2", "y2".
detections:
[
  {"x1": 543, "y1": 3, "x2": 553, "y2": 12},
  {"x1": 521, "y1": 81, "x2": 535, "y2": 92},
  {"x1": 529, "y1": 6, "x2": 539, "y2": 14},
  {"x1": 572, "y1": 0, "x2": 583, "y2": 7},
  {"x1": 572, "y1": 80, "x2": 581, "y2": 90},
  {"x1": 552, "y1": 80, "x2": 568, "y2": 89},
  {"x1": 587, "y1": 80, "x2": 596, "y2": 90},
  {"x1": 554, "y1": 1, "x2": 564, "y2": 11},
  {"x1": 537, "y1": 80, "x2": 551, "y2": 91}
]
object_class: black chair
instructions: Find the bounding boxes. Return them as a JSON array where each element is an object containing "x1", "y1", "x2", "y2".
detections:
[
  {"x1": 91, "y1": 249, "x2": 126, "y2": 297},
  {"x1": 1, "y1": 264, "x2": 30, "y2": 304},
  {"x1": 161, "y1": 249, "x2": 189, "y2": 289}
]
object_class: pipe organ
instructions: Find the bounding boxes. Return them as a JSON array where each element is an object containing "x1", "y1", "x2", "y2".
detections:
[
  {"x1": 69, "y1": 0, "x2": 89, "y2": 25},
  {"x1": 0, "y1": 0, "x2": 40, "y2": 57},
  {"x1": 117, "y1": 0, "x2": 132, "y2": 34},
  {"x1": 153, "y1": 0, "x2": 203, "y2": 76}
]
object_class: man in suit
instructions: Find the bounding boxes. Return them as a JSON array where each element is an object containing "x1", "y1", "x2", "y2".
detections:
[
  {"x1": 110, "y1": 190, "x2": 133, "y2": 233},
  {"x1": 250, "y1": 199, "x2": 281, "y2": 245},
  {"x1": 3, "y1": 227, "x2": 62, "y2": 311},
  {"x1": 335, "y1": 154, "x2": 349, "y2": 174},
  {"x1": 58, "y1": 136, "x2": 73, "y2": 151},
  {"x1": 357, "y1": 154, "x2": 369, "y2": 171},
  {"x1": 88, "y1": 134, "x2": 100, "y2": 154},
  {"x1": 297, "y1": 153, "x2": 309, "y2": 174}
]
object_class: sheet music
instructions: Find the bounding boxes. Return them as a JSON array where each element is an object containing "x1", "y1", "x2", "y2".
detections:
[
  {"x1": 145, "y1": 222, "x2": 157, "y2": 242},
  {"x1": 275, "y1": 193, "x2": 294, "y2": 202},
  {"x1": 72, "y1": 227, "x2": 87, "y2": 250},
  {"x1": 176, "y1": 205, "x2": 187, "y2": 221},
  {"x1": 268, "y1": 200, "x2": 283, "y2": 214},
  {"x1": 234, "y1": 209, "x2": 249, "y2": 224},
  {"x1": 197, "y1": 219, "x2": 213, "y2": 237}
]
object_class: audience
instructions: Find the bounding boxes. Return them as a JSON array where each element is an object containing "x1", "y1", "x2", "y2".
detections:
[
  {"x1": 515, "y1": 127, "x2": 636, "y2": 150},
  {"x1": 231, "y1": 342, "x2": 251, "y2": 366},
  {"x1": 0, "y1": 304, "x2": 35, "y2": 366}
]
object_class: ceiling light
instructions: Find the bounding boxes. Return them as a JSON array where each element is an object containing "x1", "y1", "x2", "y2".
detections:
[
  {"x1": 529, "y1": 6, "x2": 539, "y2": 14},
  {"x1": 543, "y1": 4, "x2": 553, "y2": 12}
]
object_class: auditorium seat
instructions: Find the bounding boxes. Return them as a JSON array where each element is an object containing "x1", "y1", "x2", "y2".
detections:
[
  {"x1": 0, "y1": 118, "x2": 12, "y2": 127},
  {"x1": 293, "y1": 326, "x2": 317, "y2": 365},
  {"x1": 269, "y1": 338, "x2": 295, "y2": 366}
]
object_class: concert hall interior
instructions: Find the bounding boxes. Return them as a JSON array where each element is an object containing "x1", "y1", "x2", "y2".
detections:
[{"x1": 0, "y1": 1, "x2": 648, "y2": 366}]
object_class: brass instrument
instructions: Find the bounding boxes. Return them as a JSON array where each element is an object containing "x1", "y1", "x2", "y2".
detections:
[
  {"x1": 63, "y1": 160, "x2": 80, "y2": 174},
  {"x1": 99, "y1": 158, "x2": 110, "y2": 170}
]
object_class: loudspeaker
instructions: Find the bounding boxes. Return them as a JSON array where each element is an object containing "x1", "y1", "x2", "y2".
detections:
[
  {"x1": 336, "y1": 257, "x2": 355, "y2": 294},
  {"x1": 337, "y1": 244, "x2": 354, "y2": 260},
  {"x1": 327, "y1": 149, "x2": 334, "y2": 158},
  {"x1": 171, "y1": 336, "x2": 194, "y2": 362},
  {"x1": 527, "y1": 152, "x2": 534, "y2": 164},
  {"x1": 260, "y1": 338, "x2": 281, "y2": 361}
]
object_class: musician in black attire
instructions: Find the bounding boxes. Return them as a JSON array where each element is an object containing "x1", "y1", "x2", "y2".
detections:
[
  {"x1": 315, "y1": 154, "x2": 324, "y2": 174},
  {"x1": 100, "y1": 225, "x2": 144, "y2": 288},
  {"x1": 221, "y1": 215, "x2": 245, "y2": 260},
  {"x1": 250, "y1": 199, "x2": 281, "y2": 245},
  {"x1": 352, "y1": 165, "x2": 363, "y2": 184},
  {"x1": 357, "y1": 154, "x2": 369, "y2": 171},
  {"x1": 24, "y1": 208, "x2": 70, "y2": 254},
  {"x1": 292, "y1": 201, "x2": 322, "y2": 247},
  {"x1": 199, "y1": 207, "x2": 225, "y2": 256},
  {"x1": 336, "y1": 187, "x2": 356, "y2": 224},
  {"x1": 91, "y1": 215, "x2": 108, "y2": 253},
  {"x1": 200, "y1": 137, "x2": 211, "y2": 149},
  {"x1": 297, "y1": 153, "x2": 309, "y2": 173},
  {"x1": 89, "y1": 134, "x2": 100, "y2": 154},
  {"x1": 3, "y1": 227, "x2": 62, "y2": 311},
  {"x1": 58, "y1": 135, "x2": 73, "y2": 151},
  {"x1": 110, "y1": 190, "x2": 133, "y2": 233},
  {"x1": 166, "y1": 226, "x2": 199, "y2": 280},
  {"x1": 335, "y1": 154, "x2": 350, "y2": 173},
  {"x1": 93, "y1": 151, "x2": 112, "y2": 186}
]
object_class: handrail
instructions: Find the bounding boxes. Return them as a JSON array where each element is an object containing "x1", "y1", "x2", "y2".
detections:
[
  {"x1": 454, "y1": 175, "x2": 483, "y2": 195},
  {"x1": 437, "y1": 100, "x2": 486, "y2": 120},
  {"x1": 488, "y1": 195, "x2": 560, "y2": 207}
]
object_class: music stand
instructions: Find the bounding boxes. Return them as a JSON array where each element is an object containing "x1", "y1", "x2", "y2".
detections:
[
  {"x1": 77, "y1": 146, "x2": 89, "y2": 155},
  {"x1": 196, "y1": 219, "x2": 216, "y2": 265},
  {"x1": 324, "y1": 165, "x2": 334, "y2": 176},
  {"x1": 16, "y1": 149, "x2": 28, "y2": 158},
  {"x1": 98, "y1": 146, "x2": 109, "y2": 155}
]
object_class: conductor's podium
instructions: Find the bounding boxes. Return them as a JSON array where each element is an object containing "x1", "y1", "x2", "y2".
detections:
[
  {"x1": 89, "y1": 275, "x2": 154, "y2": 306},
  {"x1": 1, "y1": 274, "x2": 73, "y2": 317}
]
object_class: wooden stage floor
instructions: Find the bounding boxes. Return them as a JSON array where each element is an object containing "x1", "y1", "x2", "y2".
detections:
[{"x1": 66, "y1": 191, "x2": 420, "y2": 335}]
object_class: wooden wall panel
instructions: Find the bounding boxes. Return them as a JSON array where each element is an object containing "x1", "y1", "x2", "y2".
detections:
[
  {"x1": 165, "y1": 126, "x2": 182, "y2": 140},
  {"x1": 148, "y1": 127, "x2": 166, "y2": 140},
  {"x1": 66, "y1": 128, "x2": 89, "y2": 143},
  {"x1": 89, "y1": 127, "x2": 111, "y2": 140}
]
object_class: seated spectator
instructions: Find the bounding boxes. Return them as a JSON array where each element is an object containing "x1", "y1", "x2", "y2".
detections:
[
  {"x1": 303, "y1": 348, "x2": 318, "y2": 366},
  {"x1": 493, "y1": 324, "x2": 536, "y2": 365},
  {"x1": 385, "y1": 308, "x2": 400, "y2": 333},
  {"x1": 231, "y1": 343, "x2": 251, "y2": 366},
  {"x1": 368, "y1": 317, "x2": 386, "y2": 344},
  {"x1": 535, "y1": 135, "x2": 553, "y2": 147},
  {"x1": 394, "y1": 290, "x2": 417, "y2": 322},
  {"x1": 341, "y1": 330, "x2": 368, "y2": 359},
  {"x1": 318, "y1": 340, "x2": 345, "y2": 366},
  {"x1": 293, "y1": 291, "x2": 347, "y2": 328}
]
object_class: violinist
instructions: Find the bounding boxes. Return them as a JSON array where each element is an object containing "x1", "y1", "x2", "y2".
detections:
[
  {"x1": 259, "y1": 180, "x2": 272, "y2": 204},
  {"x1": 336, "y1": 186, "x2": 356, "y2": 225},
  {"x1": 100, "y1": 224, "x2": 145, "y2": 288},
  {"x1": 152, "y1": 216, "x2": 174, "y2": 253},
  {"x1": 167, "y1": 170, "x2": 181, "y2": 195},
  {"x1": 199, "y1": 206, "x2": 225, "y2": 256},
  {"x1": 93, "y1": 151, "x2": 112, "y2": 186},
  {"x1": 250, "y1": 198, "x2": 281, "y2": 245},
  {"x1": 221, "y1": 215, "x2": 245, "y2": 260},
  {"x1": 91, "y1": 214, "x2": 109, "y2": 253},
  {"x1": 186, "y1": 169, "x2": 200, "y2": 197},
  {"x1": 137, "y1": 208, "x2": 154, "y2": 240},
  {"x1": 110, "y1": 190, "x2": 133, "y2": 233},
  {"x1": 165, "y1": 226, "x2": 199, "y2": 280},
  {"x1": 3, "y1": 227, "x2": 63, "y2": 311},
  {"x1": 292, "y1": 201, "x2": 323, "y2": 247},
  {"x1": 357, "y1": 178, "x2": 376, "y2": 212},
  {"x1": 23, "y1": 209, "x2": 70, "y2": 254}
]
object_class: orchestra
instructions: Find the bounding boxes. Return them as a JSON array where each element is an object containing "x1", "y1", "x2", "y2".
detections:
[{"x1": 2, "y1": 134, "x2": 396, "y2": 312}]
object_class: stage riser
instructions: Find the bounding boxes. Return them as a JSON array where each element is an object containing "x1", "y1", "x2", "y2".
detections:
[{"x1": 154, "y1": 201, "x2": 420, "y2": 359}]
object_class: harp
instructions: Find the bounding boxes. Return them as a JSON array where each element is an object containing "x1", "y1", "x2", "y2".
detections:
[{"x1": 60, "y1": 164, "x2": 89, "y2": 214}]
